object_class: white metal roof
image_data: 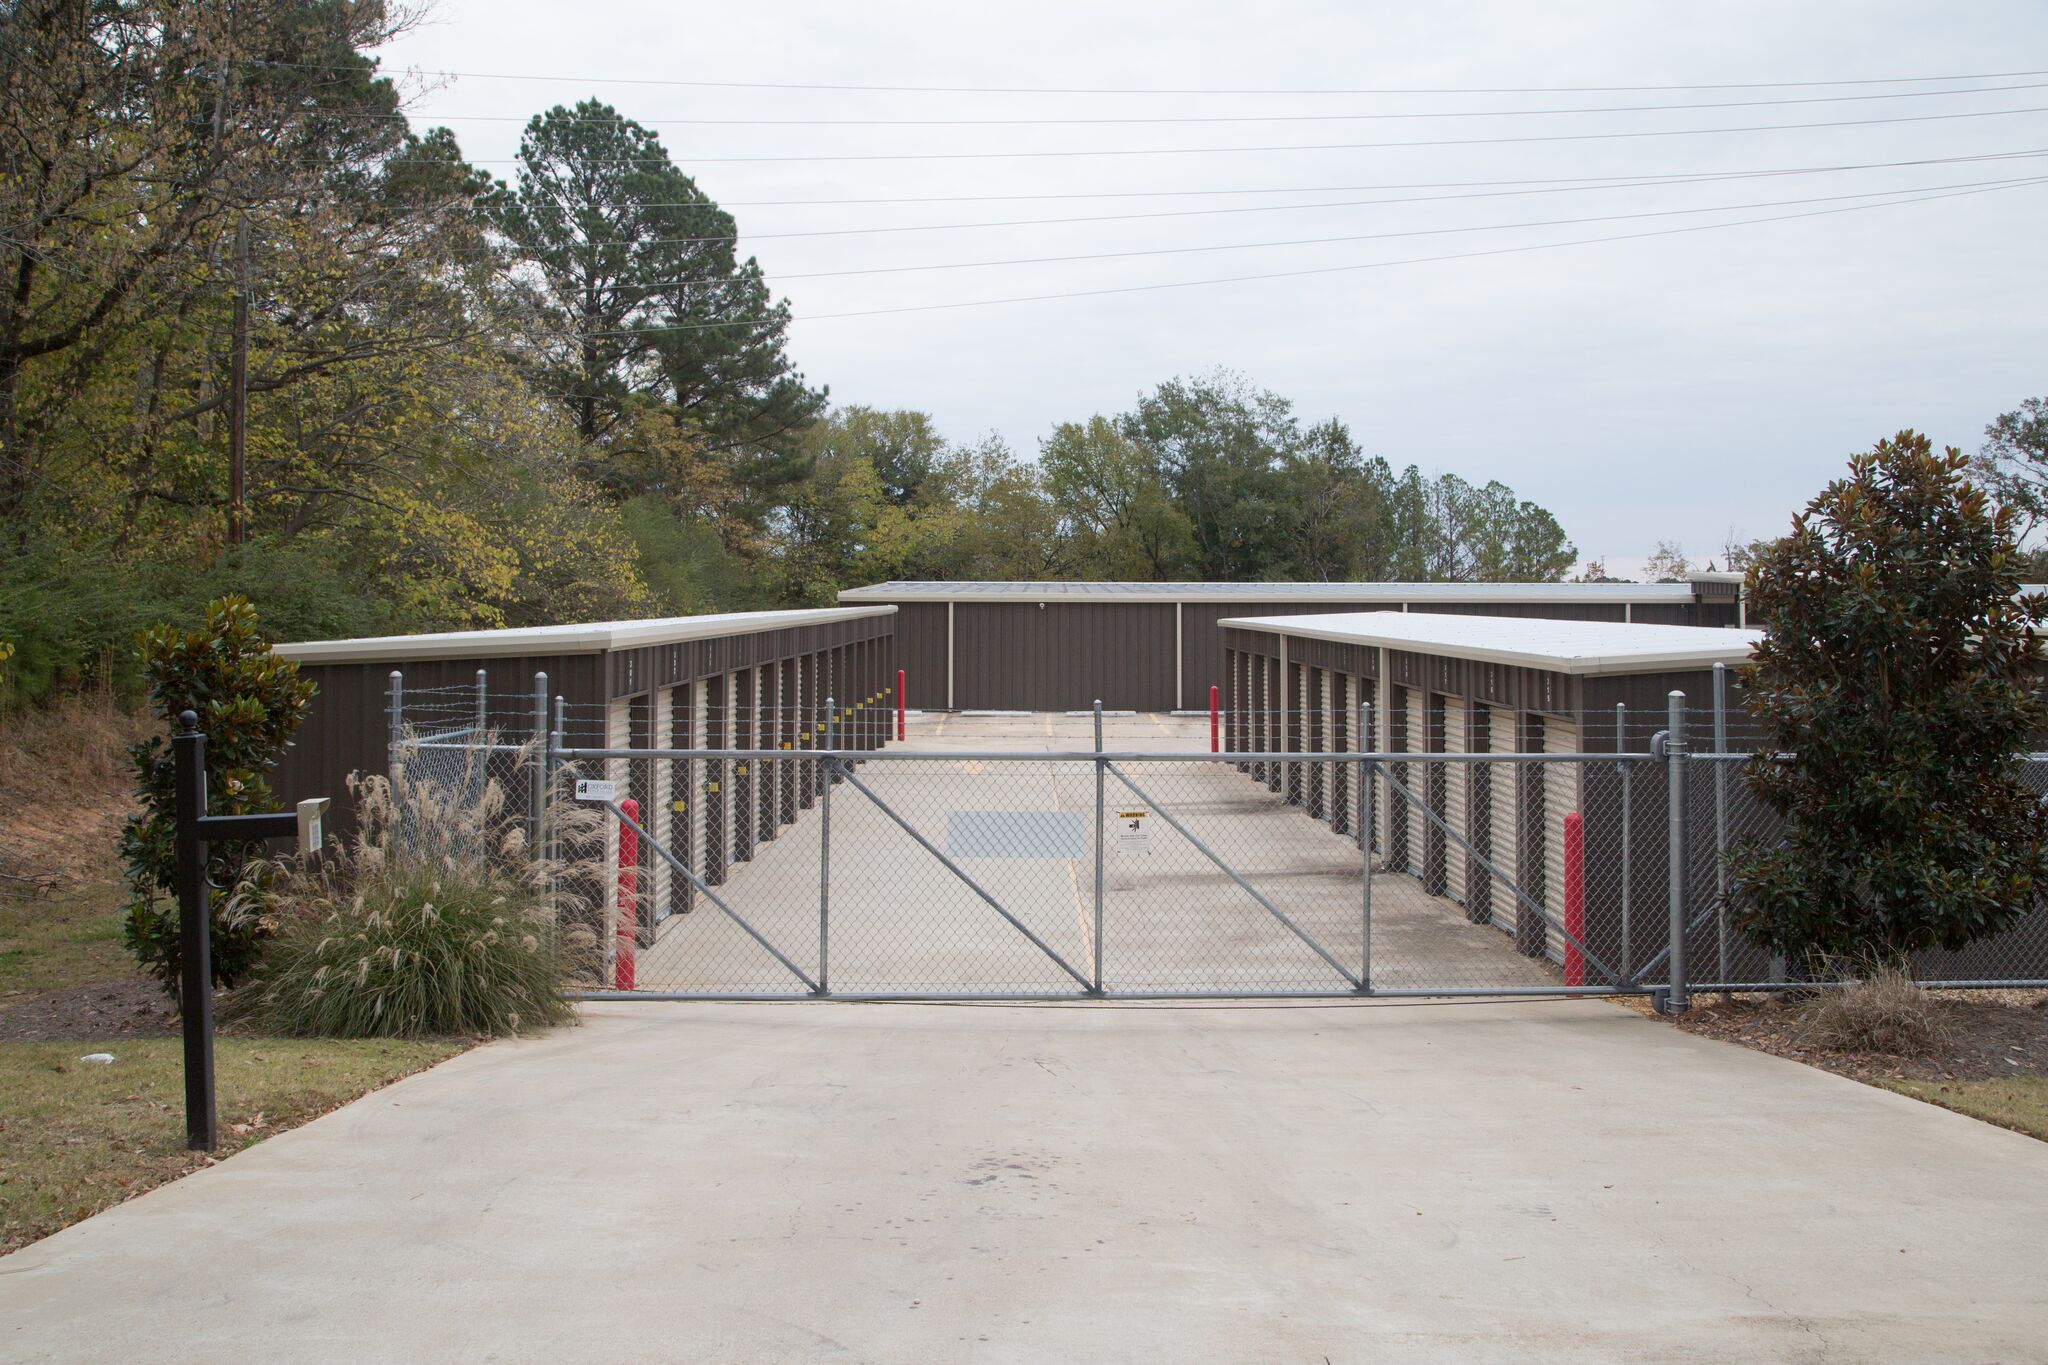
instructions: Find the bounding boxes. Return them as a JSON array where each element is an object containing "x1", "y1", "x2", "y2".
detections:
[
  {"x1": 838, "y1": 579, "x2": 1701, "y2": 604},
  {"x1": 272, "y1": 605, "x2": 896, "y2": 664},
  {"x1": 1218, "y1": 610, "x2": 1761, "y2": 676}
]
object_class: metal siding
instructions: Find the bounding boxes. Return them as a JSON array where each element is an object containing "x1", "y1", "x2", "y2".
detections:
[
  {"x1": 276, "y1": 617, "x2": 894, "y2": 842},
  {"x1": 1181, "y1": 601, "x2": 1364, "y2": 715},
  {"x1": 951, "y1": 601, "x2": 1176, "y2": 710},
  {"x1": 277, "y1": 653, "x2": 608, "y2": 841},
  {"x1": 1581, "y1": 669, "x2": 1730, "y2": 746},
  {"x1": 1409, "y1": 601, "x2": 1628, "y2": 623},
  {"x1": 838, "y1": 590, "x2": 1739, "y2": 719}
]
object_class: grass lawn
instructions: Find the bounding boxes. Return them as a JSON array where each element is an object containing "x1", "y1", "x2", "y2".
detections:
[
  {"x1": 1663, "y1": 989, "x2": 2048, "y2": 1145},
  {"x1": 0, "y1": 1035, "x2": 464, "y2": 1255},
  {"x1": 1878, "y1": 1076, "x2": 2048, "y2": 1143},
  {"x1": 0, "y1": 874, "x2": 132, "y2": 1003}
]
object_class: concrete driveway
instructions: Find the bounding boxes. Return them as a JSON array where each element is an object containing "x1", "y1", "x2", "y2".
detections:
[{"x1": 3, "y1": 999, "x2": 2045, "y2": 1363}]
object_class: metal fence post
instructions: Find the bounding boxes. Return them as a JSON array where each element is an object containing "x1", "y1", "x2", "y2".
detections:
[
  {"x1": 819, "y1": 696, "x2": 834, "y2": 994},
  {"x1": 386, "y1": 669, "x2": 403, "y2": 779},
  {"x1": 1712, "y1": 660, "x2": 1730, "y2": 984},
  {"x1": 1093, "y1": 699, "x2": 1105, "y2": 995},
  {"x1": 1664, "y1": 689, "x2": 1690, "y2": 1014},
  {"x1": 1359, "y1": 700, "x2": 1373, "y2": 992},
  {"x1": 172, "y1": 714, "x2": 217, "y2": 1151},
  {"x1": 530, "y1": 671, "x2": 548, "y2": 862},
  {"x1": 1617, "y1": 701, "x2": 1632, "y2": 979},
  {"x1": 386, "y1": 669, "x2": 405, "y2": 853},
  {"x1": 474, "y1": 667, "x2": 488, "y2": 738},
  {"x1": 551, "y1": 695, "x2": 566, "y2": 865}
]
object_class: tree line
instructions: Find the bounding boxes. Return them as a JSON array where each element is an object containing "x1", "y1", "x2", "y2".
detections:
[{"x1": 4, "y1": 0, "x2": 1609, "y2": 709}]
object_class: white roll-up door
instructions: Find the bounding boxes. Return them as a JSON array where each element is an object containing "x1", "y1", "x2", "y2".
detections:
[
  {"x1": 722, "y1": 671, "x2": 739, "y2": 868},
  {"x1": 652, "y1": 688, "x2": 673, "y2": 921},
  {"x1": 1331, "y1": 671, "x2": 1350, "y2": 835},
  {"x1": 733, "y1": 669, "x2": 750, "y2": 855},
  {"x1": 1403, "y1": 686, "x2": 1426, "y2": 875},
  {"x1": 1316, "y1": 667, "x2": 1331, "y2": 820},
  {"x1": 1365, "y1": 677, "x2": 1386, "y2": 856},
  {"x1": 1489, "y1": 706, "x2": 1519, "y2": 936},
  {"x1": 1294, "y1": 664, "x2": 1309, "y2": 806},
  {"x1": 1542, "y1": 716, "x2": 1580, "y2": 958},
  {"x1": 1444, "y1": 696, "x2": 1467, "y2": 904},
  {"x1": 692, "y1": 683, "x2": 709, "y2": 888}
]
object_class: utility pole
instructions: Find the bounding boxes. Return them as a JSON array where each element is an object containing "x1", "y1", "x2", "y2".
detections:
[{"x1": 227, "y1": 216, "x2": 248, "y2": 546}]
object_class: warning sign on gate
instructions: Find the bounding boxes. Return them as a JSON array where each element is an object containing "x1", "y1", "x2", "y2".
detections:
[{"x1": 1114, "y1": 808, "x2": 1151, "y2": 854}]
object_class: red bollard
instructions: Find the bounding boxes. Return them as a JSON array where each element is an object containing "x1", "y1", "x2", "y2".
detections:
[
  {"x1": 1563, "y1": 811, "x2": 1584, "y2": 990},
  {"x1": 615, "y1": 798, "x2": 638, "y2": 991},
  {"x1": 1209, "y1": 685, "x2": 1220, "y2": 753},
  {"x1": 897, "y1": 668, "x2": 907, "y2": 742}
]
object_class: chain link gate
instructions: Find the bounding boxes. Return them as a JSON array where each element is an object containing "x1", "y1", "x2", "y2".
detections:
[{"x1": 384, "y1": 670, "x2": 2048, "y2": 1004}]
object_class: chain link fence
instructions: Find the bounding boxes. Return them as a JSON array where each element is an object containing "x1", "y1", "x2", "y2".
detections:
[{"x1": 383, "y1": 673, "x2": 2048, "y2": 1002}]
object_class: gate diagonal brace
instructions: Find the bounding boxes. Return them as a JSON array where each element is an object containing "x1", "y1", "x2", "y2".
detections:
[
  {"x1": 831, "y1": 759, "x2": 1095, "y2": 993},
  {"x1": 1103, "y1": 761, "x2": 1361, "y2": 991},
  {"x1": 1629, "y1": 900, "x2": 1722, "y2": 986},
  {"x1": 1375, "y1": 766, "x2": 1621, "y2": 987},
  {"x1": 606, "y1": 800, "x2": 821, "y2": 994}
]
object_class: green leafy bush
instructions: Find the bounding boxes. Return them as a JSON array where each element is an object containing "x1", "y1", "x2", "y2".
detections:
[
  {"x1": 1733, "y1": 432, "x2": 2048, "y2": 968},
  {"x1": 234, "y1": 758, "x2": 593, "y2": 1039},
  {"x1": 120, "y1": 596, "x2": 316, "y2": 1001}
]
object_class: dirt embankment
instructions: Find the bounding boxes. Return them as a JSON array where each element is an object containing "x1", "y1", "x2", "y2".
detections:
[
  {"x1": 0, "y1": 699, "x2": 165, "y2": 1041},
  {"x1": 0, "y1": 697, "x2": 150, "y2": 888}
]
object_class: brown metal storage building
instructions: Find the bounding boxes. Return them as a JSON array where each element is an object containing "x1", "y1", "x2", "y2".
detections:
[
  {"x1": 1218, "y1": 611, "x2": 1763, "y2": 984},
  {"x1": 271, "y1": 606, "x2": 897, "y2": 844},
  {"x1": 836, "y1": 580, "x2": 1746, "y2": 712}
]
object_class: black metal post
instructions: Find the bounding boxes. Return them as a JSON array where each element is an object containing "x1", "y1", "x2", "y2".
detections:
[
  {"x1": 172, "y1": 712, "x2": 217, "y2": 1152},
  {"x1": 171, "y1": 712, "x2": 318, "y2": 1152}
]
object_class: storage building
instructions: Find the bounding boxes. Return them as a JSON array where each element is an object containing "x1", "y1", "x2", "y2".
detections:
[
  {"x1": 837, "y1": 579, "x2": 1747, "y2": 712},
  {"x1": 271, "y1": 607, "x2": 897, "y2": 940},
  {"x1": 1218, "y1": 610, "x2": 1762, "y2": 983}
]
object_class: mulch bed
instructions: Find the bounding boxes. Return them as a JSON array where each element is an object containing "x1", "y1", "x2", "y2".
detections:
[
  {"x1": 0, "y1": 980, "x2": 178, "y2": 1044},
  {"x1": 1669, "y1": 989, "x2": 2048, "y2": 1084}
]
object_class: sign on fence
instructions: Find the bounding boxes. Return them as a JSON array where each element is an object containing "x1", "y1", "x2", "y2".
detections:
[
  {"x1": 1114, "y1": 808, "x2": 1152, "y2": 854},
  {"x1": 575, "y1": 779, "x2": 618, "y2": 802}
]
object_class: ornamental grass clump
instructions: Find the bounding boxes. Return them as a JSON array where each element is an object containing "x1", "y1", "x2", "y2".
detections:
[
  {"x1": 235, "y1": 749, "x2": 599, "y2": 1039},
  {"x1": 1796, "y1": 962, "x2": 1953, "y2": 1058}
]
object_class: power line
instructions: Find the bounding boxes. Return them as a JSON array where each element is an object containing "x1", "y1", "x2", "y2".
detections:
[
  {"x1": 594, "y1": 175, "x2": 2048, "y2": 286},
  {"x1": 550, "y1": 176, "x2": 2047, "y2": 335},
  {"x1": 405, "y1": 102, "x2": 2048, "y2": 166},
  {"x1": 344, "y1": 78, "x2": 2048, "y2": 126},
  {"x1": 513, "y1": 150, "x2": 2048, "y2": 248},
  {"x1": 254, "y1": 59, "x2": 2048, "y2": 96},
  {"x1": 693, "y1": 147, "x2": 2048, "y2": 206}
]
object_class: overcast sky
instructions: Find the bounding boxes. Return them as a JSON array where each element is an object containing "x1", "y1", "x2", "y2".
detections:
[{"x1": 374, "y1": 1, "x2": 2048, "y2": 576}]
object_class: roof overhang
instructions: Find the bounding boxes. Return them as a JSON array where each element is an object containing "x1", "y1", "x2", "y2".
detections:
[
  {"x1": 838, "y1": 580, "x2": 1700, "y2": 605},
  {"x1": 1218, "y1": 611, "x2": 1761, "y2": 677},
  {"x1": 272, "y1": 606, "x2": 896, "y2": 665}
]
